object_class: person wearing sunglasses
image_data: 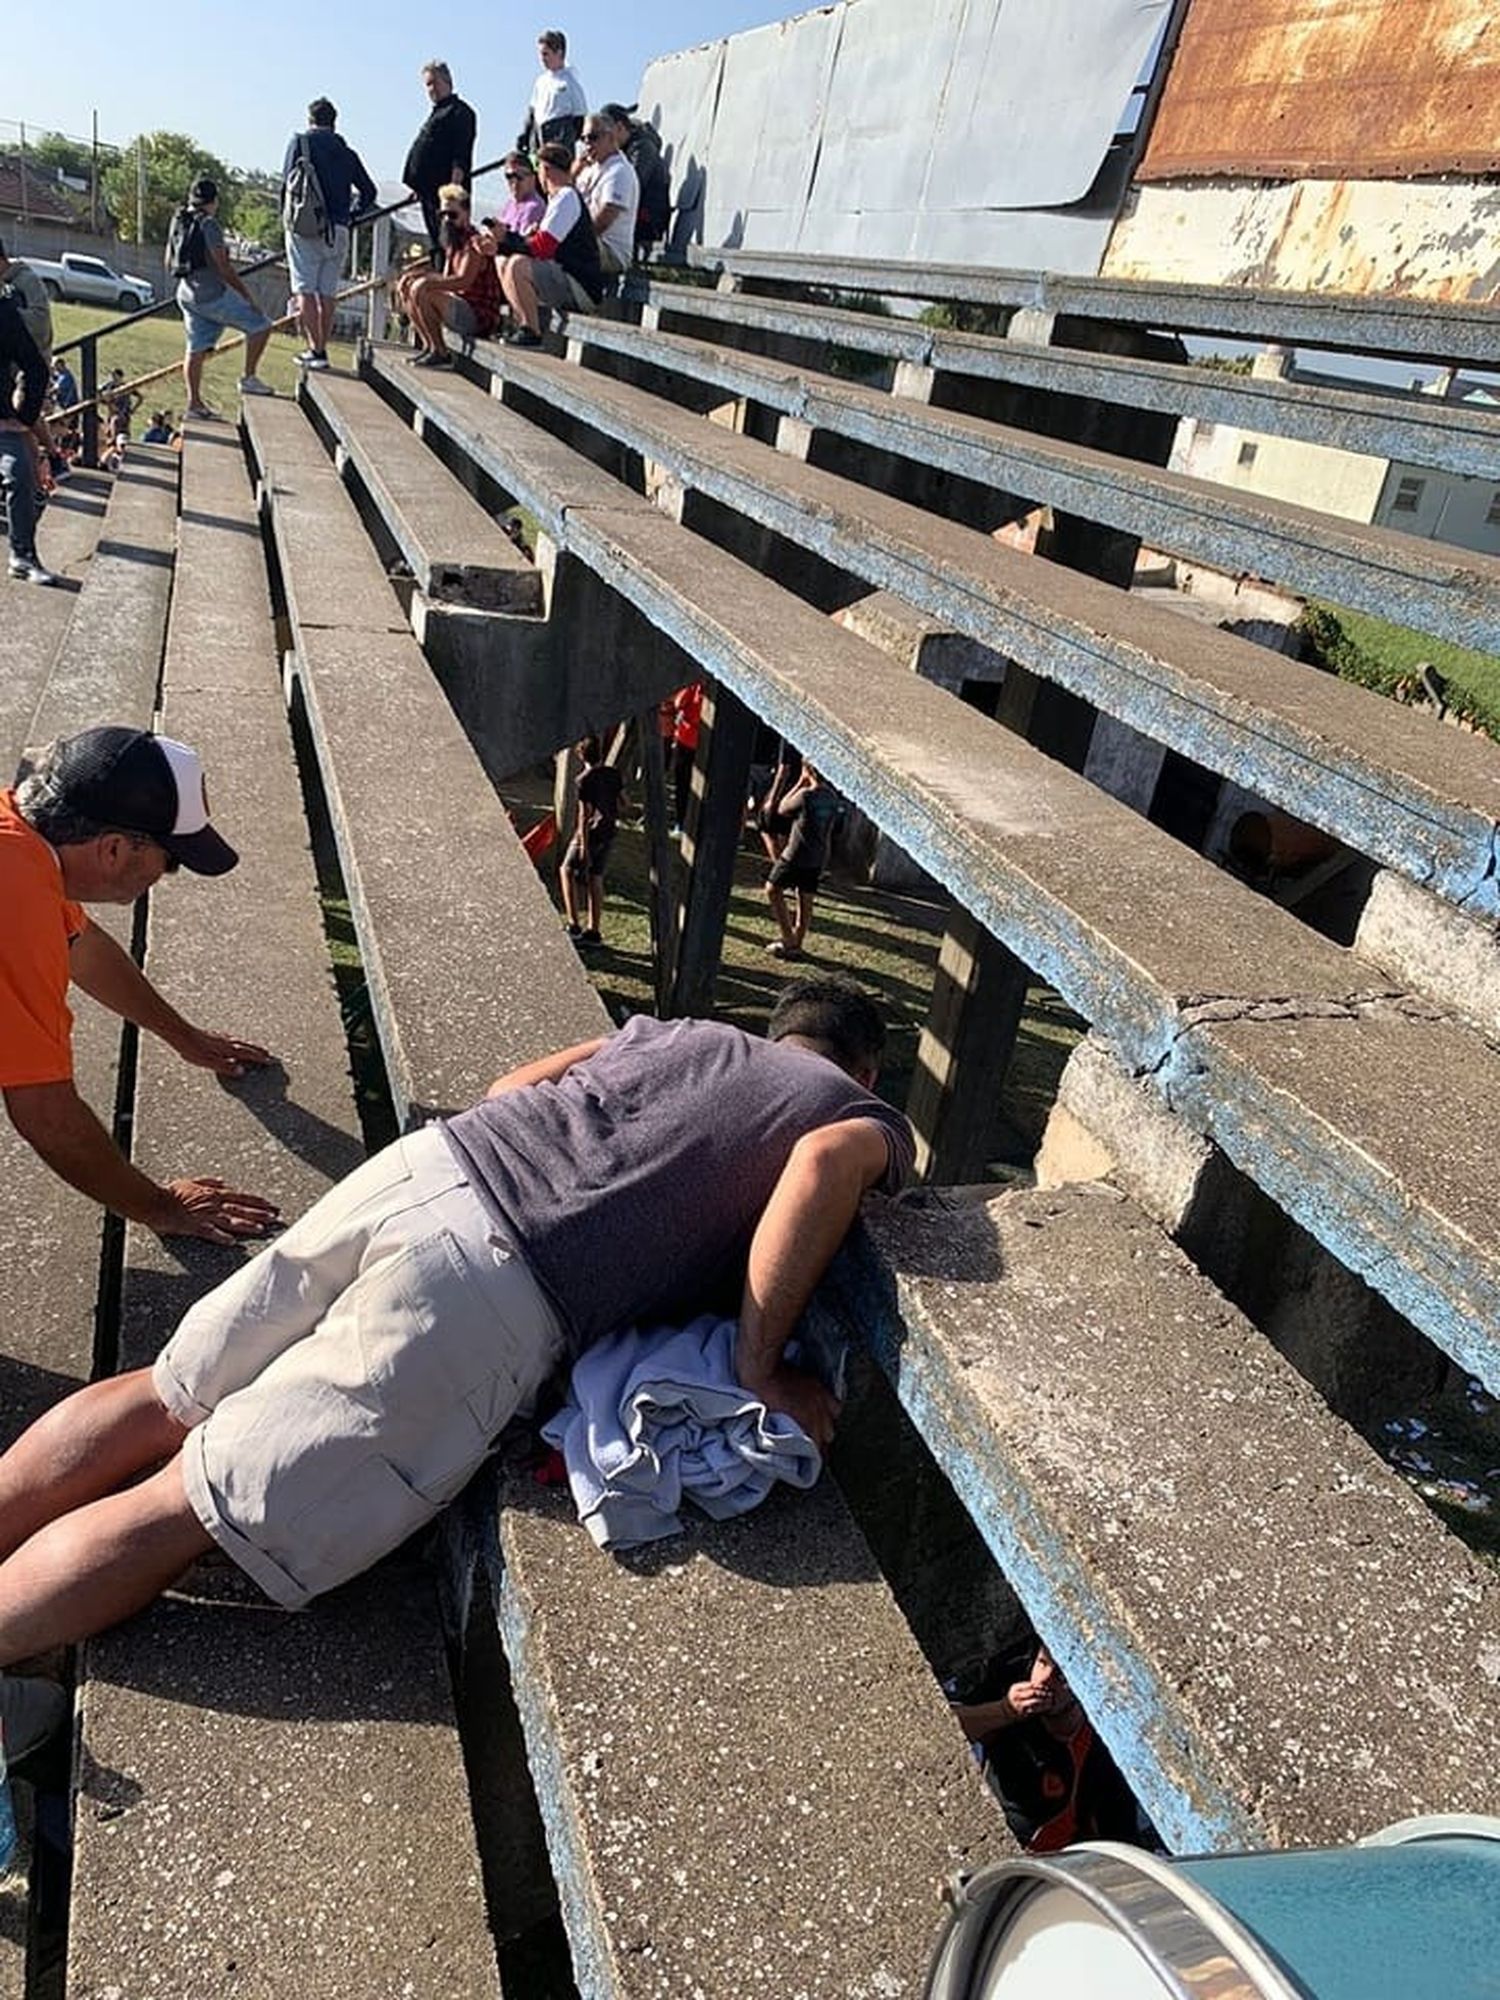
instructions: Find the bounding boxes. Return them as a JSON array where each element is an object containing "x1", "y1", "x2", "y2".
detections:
[
  {"x1": 495, "y1": 142, "x2": 605, "y2": 346},
  {"x1": 576, "y1": 109, "x2": 639, "y2": 278},
  {"x1": 496, "y1": 151, "x2": 545, "y2": 235}
]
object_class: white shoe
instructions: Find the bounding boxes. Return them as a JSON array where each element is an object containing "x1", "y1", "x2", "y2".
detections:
[
  {"x1": 238, "y1": 375, "x2": 274, "y2": 397},
  {"x1": 7, "y1": 559, "x2": 60, "y2": 586},
  {"x1": 0, "y1": 1674, "x2": 68, "y2": 1763}
]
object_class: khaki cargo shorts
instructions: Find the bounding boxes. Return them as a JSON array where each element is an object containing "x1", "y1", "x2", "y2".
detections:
[{"x1": 154, "y1": 1125, "x2": 564, "y2": 1608}]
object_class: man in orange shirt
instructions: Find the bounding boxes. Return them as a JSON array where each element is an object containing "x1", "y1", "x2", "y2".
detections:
[{"x1": 2, "y1": 727, "x2": 280, "y2": 1242}]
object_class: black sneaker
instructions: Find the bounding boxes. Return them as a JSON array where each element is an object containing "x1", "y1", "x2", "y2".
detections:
[
  {"x1": 566, "y1": 921, "x2": 584, "y2": 939},
  {"x1": 579, "y1": 928, "x2": 603, "y2": 946},
  {"x1": 508, "y1": 328, "x2": 543, "y2": 349}
]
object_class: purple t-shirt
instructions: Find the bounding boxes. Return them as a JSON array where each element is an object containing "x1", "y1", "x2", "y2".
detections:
[{"x1": 442, "y1": 1014, "x2": 913, "y2": 1351}]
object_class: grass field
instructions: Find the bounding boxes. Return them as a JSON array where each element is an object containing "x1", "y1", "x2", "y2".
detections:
[
  {"x1": 51, "y1": 300, "x2": 356, "y2": 413},
  {"x1": 1302, "y1": 598, "x2": 1500, "y2": 740}
]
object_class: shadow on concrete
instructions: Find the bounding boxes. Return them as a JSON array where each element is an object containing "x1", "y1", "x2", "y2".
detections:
[
  {"x1": 227, "y1": 1057, "x2": 367, "y2": 1184},
  {"x1": 0, "y1": 1354, "x2": 91, "y2": 1452}
]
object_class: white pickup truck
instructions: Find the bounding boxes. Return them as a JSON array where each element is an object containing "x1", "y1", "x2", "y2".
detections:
[{"x1": 22, "y1": 251, "x2": 155, "y2": 310}]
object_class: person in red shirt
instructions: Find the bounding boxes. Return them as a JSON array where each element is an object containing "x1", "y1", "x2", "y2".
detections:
[
  {"x1": 670, "y1": 681, "x2": 703, "y2": 833},
  {"x1": 1, "y1": 727, "x2": 279, "y2": 1242}
]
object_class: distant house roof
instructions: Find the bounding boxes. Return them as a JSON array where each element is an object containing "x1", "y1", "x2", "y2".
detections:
[{"x1": 0, "y1": 156, "x2": 80, "y2": 226}]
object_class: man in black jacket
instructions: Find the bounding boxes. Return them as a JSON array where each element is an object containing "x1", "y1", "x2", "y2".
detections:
[
  {"x1": 0, "y1": 288, "x2": 55, "y2": 585},
  {"x1": 403, "y1": 59, "x2": 478, "y2": 259}
]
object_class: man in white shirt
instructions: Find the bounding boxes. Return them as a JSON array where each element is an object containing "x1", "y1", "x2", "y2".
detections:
[
  {"x1": 576, "y1": 109, "x2": 639, "y2": 277},
  {"x1": 522, "y1": 29, "x2": 587, "y2": 154}
]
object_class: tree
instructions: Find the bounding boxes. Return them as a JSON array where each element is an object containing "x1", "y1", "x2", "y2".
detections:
[
  {"x1": 101, "y1": 131, "x2": 234, "y2": 245},
  {"x1": 27, "y1": 130, "x2": 97, "y2": 186},
  {"x1": 234, "y1": 196, "x2": 281, "y2": 253}
]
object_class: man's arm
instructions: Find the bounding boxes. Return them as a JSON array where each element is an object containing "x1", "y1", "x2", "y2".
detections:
[
  {"x1": 4, "y1": 1079, "x2": 279, "y2": 1241},
  {"x1": 484, "y1": 1036, "x2": 608, "y2": 1098},
  {"x1": 69, "y1": 923, "x2": 272, "y2": 1077},
  {"x1": 735, "y1": 1116, "x2": 894, "y2": 1445},
  {"x1": 207, "y1": 235, "x2": 256, "y2": 305},
  {"x1": 589, "y1": 200, "x2": 626, "y2": 240}
]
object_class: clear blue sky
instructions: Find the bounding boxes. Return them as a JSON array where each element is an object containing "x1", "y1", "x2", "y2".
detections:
[{"x1": 4, "y1": 0, "x2": 794, "y2": 182}]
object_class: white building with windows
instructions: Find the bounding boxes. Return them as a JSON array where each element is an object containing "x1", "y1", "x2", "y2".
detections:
[{"x1": 1172, "y1": 347, "x2": 1500, "y2": 561}]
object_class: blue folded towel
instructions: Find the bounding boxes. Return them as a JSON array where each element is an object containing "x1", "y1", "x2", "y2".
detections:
[{"x1": 541, "y1": 1315, "x2": 824, "y2": 1549}]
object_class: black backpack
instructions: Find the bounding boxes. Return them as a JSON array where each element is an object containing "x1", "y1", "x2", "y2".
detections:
[
  {"x1": 625, "y1": 121, "x2": 670, "y2": 243},
  {"x1": 167, "y1": 208, "x2": 208, "y2": 278}
]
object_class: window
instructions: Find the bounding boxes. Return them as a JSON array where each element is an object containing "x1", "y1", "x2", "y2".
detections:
[
  {"x1": 73, "y1": 258, "x2": 108, "y2": 277},
  {"x1": 1236, "y1": 441, "x2": 1258, "y2": 467},
  {"x1": 1391, "y1": 476, "x2": 1426, "y2": 513},
  {"x1": 1486, "y1": 491, "x2": 1500, "y2": 526}
]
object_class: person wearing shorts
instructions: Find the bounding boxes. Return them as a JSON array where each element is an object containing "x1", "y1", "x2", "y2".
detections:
[
  {"x1": 397, "y1": 183, "x2": 500, "y2": 368},
  {"x1": 0, "y1": 985, "x2": 912, "y2": 1677},
  {"x1": 559, "y1": 734, "x2": 623, "y2": 946},
  {"x1": 766, "y1": 763, "x2": 840, "y2": 960},
  {"x1": 169, "y1": 177, "x2": 274, "y2": 418},
  {"x1": 281, "y1": 98, "x2": 376, "y2": 371},
  {"x1": 497, "y1": 142, "x2": 605, "y2": 347}
]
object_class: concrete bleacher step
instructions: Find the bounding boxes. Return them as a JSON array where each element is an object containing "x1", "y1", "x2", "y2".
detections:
[
  {"x1": 298, "y1": 370, "x2": 543, "y2": 613},
  {"x1": 565, "y1": 312, "x2": 1500, "y2": 656},
  {"x1": 692, "y1": 248, "x2": 1500, "y2": 369},
  {"x1": 436, "y1": 339, "x2": 1500, "y2": 924},
  {"x1": 820, "y1": 1181, "x2": 1500, "y2": 1852},
  {"x1": 495, "y1": 1478, "x2": 1009, "y2": 2000},
  {"x1": 0, "y1": 468, "x2": 113, "y2": 770},
  {"x1": 644, "y1": 281, "x2": 1500, "y2": 482},
  {"x1": 242, "y1": 393, "x2": 606, "y2": 1117},
  {"x1": 67, "y1": 426, "x2": 501, "y2": 2000},
  {"x1": 366, "y1": 349, "x2": 1500, "y2": 1398}
]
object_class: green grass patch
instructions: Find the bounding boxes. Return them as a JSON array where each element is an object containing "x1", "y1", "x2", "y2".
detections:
[
  {"x1": 51, "y1": 300, "x2": 355, "y2": 409},
  {"x1": 1298, "y1": 600, "x2": 1500, "y2": 741}
]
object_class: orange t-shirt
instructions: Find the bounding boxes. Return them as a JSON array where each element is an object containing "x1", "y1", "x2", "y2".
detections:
[{"x1": 0, "y1": 789, "x2": 89, "y2": 1087}]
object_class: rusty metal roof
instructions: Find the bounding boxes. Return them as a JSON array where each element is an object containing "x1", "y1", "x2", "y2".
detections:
[{"x1": 1139, "y1": 0, "x2": 1500, "y2": 181}]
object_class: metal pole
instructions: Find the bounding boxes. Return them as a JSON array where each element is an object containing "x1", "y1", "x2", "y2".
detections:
[
  {"x1": 18, "y1": 122, "x2": 27, "y2": 224},
  {"x1": 367, "y1": 214, "x2": 391, "y2": 342},
  {"x1": 90, "y1": 111, "x2": 99, "y2": 234},
  {"x1": 136, "y1": 135, "x2": 146, "y2": 242},
  {"x1": 80, "y1": 337, "x2": 99, "y2": 469}
]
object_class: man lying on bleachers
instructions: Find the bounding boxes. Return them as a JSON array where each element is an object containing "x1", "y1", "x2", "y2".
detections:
[
  {"x1": 1, "y1": 728, "x2": 279, "y2": 1241},
  {"x1": 0, "y1": 979, "x2": 911, "y2": 1707}
]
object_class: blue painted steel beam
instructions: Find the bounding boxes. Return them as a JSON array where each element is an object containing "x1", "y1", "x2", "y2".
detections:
[
  {"x1": 568, "y1": 313, "x2": 1500, "y2": 658},
  {"x1": 646, "y1": 282, "x2": 1500, "y2": 482},
  {"x1": 689, "y1": 248, "x2": 1500, "y2": 369}
]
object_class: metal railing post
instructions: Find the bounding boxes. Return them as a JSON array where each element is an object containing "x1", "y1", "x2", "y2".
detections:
[
  {"x1": 80, "y1": 337, "x2": 99, "y2": 469},
  {"x1": 367, "y1": 215, "x2": 392, "y2": 344}
]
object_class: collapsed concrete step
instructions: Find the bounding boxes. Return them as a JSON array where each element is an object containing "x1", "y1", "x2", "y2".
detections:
[
  {"x1": 366, "y1": 350, "x2": 1500, "y2": 1398},
  {"x1": 691, "y1": 247, "x2": 1500, "y2": 369},
  {"x1": 643, "y1": 280, "x2": 1500, "y2": 482},
  {"x1": 443, "y1": 338, "x2": 1500, "y2": 924},
  {"x1": 820, "y1": 1182, "x2": 1500, "y2": 1850},
  {"x1": 565, "y1": 311, "x2": 1500, "y2": 657},
  {"x1": 242, "y1": 394, "x2": 606, "y2": 1117},
  {"x1": 298, "y1": 370, "x2": 543, "y2": 613},
  {"x1": 68, "y1": 424, "x2": 502, "y2": 2000}
]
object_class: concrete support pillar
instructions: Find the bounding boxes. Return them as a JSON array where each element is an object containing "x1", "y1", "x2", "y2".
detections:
[
  {"x1": 1082, "y1": 712, "x2": 1169, "y2": 816},
  {"x1": 891, "y1": 360, "x2": 937, "y2": 403},
  {"x1": 774, "y1": 413, "x2": 814, "y2": 460},
  {"x1": 365, "y1": 216, "x2": 391, "y2": 343},
  {"x1": 666, "y1": 680, "x2": 759, "y2": 1019},
  {"x1": 1355, "y1": 869, "x2": 1500, "y2": 1039},
  {"x1": 907, "y1": 909, "x2": 1031, "y2": 1183}
]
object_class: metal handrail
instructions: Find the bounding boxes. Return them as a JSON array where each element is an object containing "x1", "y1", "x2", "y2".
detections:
[{"x1": 53, "y1": 153, "x2": 510, "y2": 462}]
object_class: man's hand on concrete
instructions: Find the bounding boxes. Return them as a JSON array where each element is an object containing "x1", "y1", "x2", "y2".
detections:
[
  {"x1": 171, "y1": 1026, "x2": 274, "y2": 1079},
  {"x1": 752, "y1": 1361, "x2": 841, "y2": 1450},
  {"x1": 154, "y1": 1177, "x2": 281, "y2": 1244}
]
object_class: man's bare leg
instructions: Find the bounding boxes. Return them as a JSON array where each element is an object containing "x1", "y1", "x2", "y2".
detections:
[
  {"x1": 0, "y1": 1369, "x2": 187, "y2": 1561},
  {"x1": 0, "y1": 1455, "x2": 212, "y2": 1667}
]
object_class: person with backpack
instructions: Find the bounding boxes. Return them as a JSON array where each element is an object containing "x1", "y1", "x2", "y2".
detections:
[
  {"x1": 281, "y1": 98, "x2": 377, "y2": 372},
  {"x1": 0, "y1": 285, "x2": 56, "y2": 585},
  {"x1": 166, "y1": 178, "x2": 275, "y2": 421}
]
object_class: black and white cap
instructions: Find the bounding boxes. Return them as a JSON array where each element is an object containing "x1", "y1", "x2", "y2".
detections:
[{"x1": 44, "y1": 726, "x2": 238, "y2": 875}]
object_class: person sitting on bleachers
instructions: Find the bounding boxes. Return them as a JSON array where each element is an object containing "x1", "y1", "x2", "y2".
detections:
[
  {"x1": 396, "y1": 183, "x2": 502, "y2": 367},
  {"x1": 495, "y1": 151, "x2": 546, "y2": 235},
  {"x1": 495, "y1": 142, "x2": 605, "y2": 347},
  {"x1": 576, "y1": 108, "x2": 640, "y2": 280}
]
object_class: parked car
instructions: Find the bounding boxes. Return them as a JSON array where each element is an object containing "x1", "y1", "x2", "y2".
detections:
[{"x1": 23, "y1": 252, "x2": 154, "y2": 310}]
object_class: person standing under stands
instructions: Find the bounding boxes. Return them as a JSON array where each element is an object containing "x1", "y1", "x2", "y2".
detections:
[
  {"x1": 282, "y1": 97, "x2": 377, "y2": 372},
  {"x1": 495, "y1": 143, "x2": 604, "y2": 347},
  {"x1": 404, "y1": 60, "x2": 478, "y2": 261},
  {"x1": 765, "y1": 762, "x2": 840, "y2": 960},
  {"x1": 559, "y1": 734, "x2": 624, "y2": 947},
  {"x1": 0, "y1": 285, "x2": 56, "y2": 586},
  {"x1": 166, "y1": 178, "x2": 275, "y2": 420},
  {"x1": 669, "y1": 682, "x2": 703, "y2": 833},
  {"x1": 520, "y1": 28, "x2": 587, "y2": 155}
]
